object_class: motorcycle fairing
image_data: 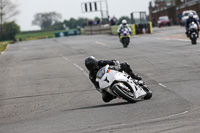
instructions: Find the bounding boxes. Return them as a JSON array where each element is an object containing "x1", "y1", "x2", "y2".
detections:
[{"x1": 96, "y1": 65, "x2": 147, "y2": 99}]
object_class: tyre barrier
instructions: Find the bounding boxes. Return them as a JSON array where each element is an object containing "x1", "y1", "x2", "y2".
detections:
[
  {"x1": 134, "y1": 22, "x2": 153, "y2": 35},
  {"x1": 55, "y1": 30, "x2": 80, "y2": 37},
  {"x1": 110, "y1": 22, "x2": 153, "y2": 35}
]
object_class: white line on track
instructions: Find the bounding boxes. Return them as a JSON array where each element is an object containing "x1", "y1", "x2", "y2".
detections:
[
  {"x1": 62, "y1": 56, "x2": 71, "y2": 62},
  {"x1": 165, "y1": 111, "x2": 188, "y2": 118},
  {"x1": 95, "y1": 41, "x2": 106, "y2": 46},
  {"x1": 74, "y1": 63, "x2": 88, "y2": 76},
  {"x1": 158, "y1": 83, "x2": 167, "y2": 88},
  {"x1": 74, "y1": 63, "x2": 84, "y2": 71},
  {"x1": 61, "y1": 54, "x2": 88, "y2": 77},
  {"x1": 146, "y1": 73, "x2": 153, "y2": 76}
]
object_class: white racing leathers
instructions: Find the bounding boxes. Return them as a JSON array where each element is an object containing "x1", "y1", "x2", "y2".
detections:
[{"x1": 117, "y1": 24, "x2": 132, "y2": 34}]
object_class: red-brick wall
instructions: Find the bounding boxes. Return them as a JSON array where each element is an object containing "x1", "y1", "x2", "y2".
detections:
[
  {"x1": 176, "y1": 2, "x2": 200, "y2": 23},
  {"x1": 149, "y1": 1, "x2": 200, "y2": 25}
]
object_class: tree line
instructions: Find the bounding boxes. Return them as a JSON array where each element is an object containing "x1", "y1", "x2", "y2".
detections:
[
  {"x1": 0, "y1": 0, "x2": 131, "y2": 42},
  {"x1": 32, "y1": 12, "x2": 131, "y2": 31}
]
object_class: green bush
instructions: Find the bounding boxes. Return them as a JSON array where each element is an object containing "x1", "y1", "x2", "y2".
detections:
[{"x1": 0, "y1": 21, "x2": 20, "y2": 41}]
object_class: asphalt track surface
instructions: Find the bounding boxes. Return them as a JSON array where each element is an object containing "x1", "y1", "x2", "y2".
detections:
[{"x1": 1, "y1": 26, "x2": 200, "y2": 133}]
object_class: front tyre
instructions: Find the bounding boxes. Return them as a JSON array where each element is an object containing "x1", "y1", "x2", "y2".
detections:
[
  {"x1": 122, "y1": 38, "x2": 127, "y2": 48},
  {"x1": 192, "y1": 38, "x2": 197, "y2": 45},
  {"x1": 112, "y1": 85, "x2": 137, "y2": 103},
  {"x1": 141, "y1": 85, "x2": 152, "y2": 100},
  {"x1": 190, "y1": 32, "x2": 197, "y2": 45}
]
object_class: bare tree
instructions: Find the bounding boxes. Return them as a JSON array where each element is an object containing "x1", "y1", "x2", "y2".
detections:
[
  {"x1": 32, "y1": 12, "x2": 62, "y2": 30},
  {"x1": 0, "y1": 0, "x2": 19, "y2": 40},
  {"x1": 0, "y1": 0, "x2": 19, "y2": 23}
]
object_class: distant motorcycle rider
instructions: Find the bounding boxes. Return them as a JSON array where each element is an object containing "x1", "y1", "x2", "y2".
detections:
[
  {"x1": 85, "y1": 56, "x2": 142, "y2": 103},
  {"x1": 185, "y1": 12, "x2": 200, "y2": 37},
  {"x1": 117, "y1": 19, "x2": 132, "y2": 37}
]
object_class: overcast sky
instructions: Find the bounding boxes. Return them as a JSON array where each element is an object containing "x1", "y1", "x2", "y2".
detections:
[{"x1": 14, "y1": 0, "x2": 151, "y2": 31}]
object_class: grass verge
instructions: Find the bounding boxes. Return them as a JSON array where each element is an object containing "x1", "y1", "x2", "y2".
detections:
[
  {"x1": 0, "y1": 41, "x2": 9, "y2": 53},
  {"x1": 16, "y1": 30, "x2": 66, "y2": 41}
]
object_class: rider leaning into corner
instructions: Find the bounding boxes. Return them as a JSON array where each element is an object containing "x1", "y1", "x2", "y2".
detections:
[
  {"x1": 185, "y1": 12, "x2": 200, "y2": 37},
  {"x1": 117, "y1": 19, "x2": 132, "y2": 38},
  {"x1": 85, "y1": 56, "x2": 142, "y2": 103}
]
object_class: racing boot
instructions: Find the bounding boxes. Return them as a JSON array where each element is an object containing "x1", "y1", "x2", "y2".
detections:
[
  {"x1": 102, "y1": 91, "x2": 116, "y2": 103},
  {"x1": 131, "y1": 74, "x2": 142, "y2": 80}
]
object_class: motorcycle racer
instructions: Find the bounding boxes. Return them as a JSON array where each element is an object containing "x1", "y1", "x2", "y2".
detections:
[
  {"x1": 185, "y1": 12, "x2": 200, "y2": 37},
  {"x1": 117, "y1": 19, "x2": 132, "y2": 37},
  {"x1": 85, "y1": 56, "x2": 142, "y2": 103}
]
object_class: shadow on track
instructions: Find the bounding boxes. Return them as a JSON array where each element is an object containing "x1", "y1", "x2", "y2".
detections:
[
  {"x1": 174, "y1": 43, "x2": 199, "y2": 48},
  {"x1": 64, "y1": 102, "x2": 130, "y2": 112}
]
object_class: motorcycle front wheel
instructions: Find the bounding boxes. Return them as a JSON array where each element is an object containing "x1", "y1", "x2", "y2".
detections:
[
  {"x1": 113, "y1": 85, "x2": 137, "y2": 103},
  {"x1": 141, "y1": 85, "x2": 152, "y2": 100},
  {"x1": 191, "y1": 38, "x2": 197, "y2": 45},
  {"x1": 122, "y1": 38, "x2": 129, "y2": 48}
]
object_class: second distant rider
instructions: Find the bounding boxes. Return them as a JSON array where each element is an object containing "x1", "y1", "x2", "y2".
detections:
[
  {"x1": 117, "y1": 19, "x2": 132, "y2": 38},
  {"x1": 185, "y1": 13, "x2": 200, "y2": 37}
]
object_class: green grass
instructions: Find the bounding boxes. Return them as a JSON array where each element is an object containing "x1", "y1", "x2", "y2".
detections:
[
  {"x1": 0, "y1": 41, "x2": 9, "y2": 52},
  {"x1": 16, "y1": 30, "x2": 66, "y2": 41}
]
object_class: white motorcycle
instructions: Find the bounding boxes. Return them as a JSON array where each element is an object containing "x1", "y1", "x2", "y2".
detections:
[
  {"x1": 188, "y1": 22, "x2": 199, "y2": 45},
  {"x1": 96, "y1": 65, "x2": 152, "y2": 103}
]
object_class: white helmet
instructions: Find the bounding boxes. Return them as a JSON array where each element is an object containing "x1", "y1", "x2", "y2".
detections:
[
  {"x1": 189, "y1": 12, "x2": 194, "y2": 18},
  {"x1": 122, "y1": 19, "x2": 127, "y2": 25}
]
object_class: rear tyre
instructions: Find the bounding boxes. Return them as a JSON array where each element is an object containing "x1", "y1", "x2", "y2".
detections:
[{"x1": 113, "y1": 85, "x2": 136, "y2": 103}]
